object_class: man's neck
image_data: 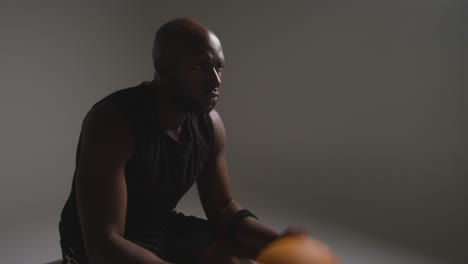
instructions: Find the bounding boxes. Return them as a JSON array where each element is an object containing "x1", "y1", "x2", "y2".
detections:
[{"x1": 152, "y1": 80, "x2": 188, "y2": 137}]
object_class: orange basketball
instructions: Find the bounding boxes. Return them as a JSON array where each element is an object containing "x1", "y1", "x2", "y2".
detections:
[{"x1": 256, "y1": 236, "x2": 339, "y2": 264}]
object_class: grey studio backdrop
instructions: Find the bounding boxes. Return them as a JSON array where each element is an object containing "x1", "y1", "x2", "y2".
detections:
[{"x1": 0, "y1": 1, "x2": 466, "y2": 263}]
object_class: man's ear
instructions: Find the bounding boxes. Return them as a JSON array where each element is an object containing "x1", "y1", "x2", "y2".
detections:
[
  {"x1": 154, "y1": 57, "x2": 171, "y2": 79},
  {"x1": 153, "y1": 57, "x2": 162, "y2": 76}
]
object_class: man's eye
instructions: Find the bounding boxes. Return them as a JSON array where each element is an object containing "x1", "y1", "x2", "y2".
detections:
[
  {"x1": 215, "y1": 63, "x2": 224, "y2": 71},
  {"x1": 193, "y1": 64, "x2": 202, "y2": 70}
]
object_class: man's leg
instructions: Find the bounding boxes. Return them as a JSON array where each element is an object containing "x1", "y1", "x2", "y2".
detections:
[{"x1": 162, "y1": 211, "x2": 259, "y2": 263}]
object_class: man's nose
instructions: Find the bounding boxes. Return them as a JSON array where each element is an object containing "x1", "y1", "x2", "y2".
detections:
[{"x1": 208, "y1": 67, "x2": 221, "y2": 87}]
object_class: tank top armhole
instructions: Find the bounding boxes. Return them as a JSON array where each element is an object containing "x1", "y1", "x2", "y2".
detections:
[{"x1": 204, "y1": 113, "x2": 215, "y2": 153}]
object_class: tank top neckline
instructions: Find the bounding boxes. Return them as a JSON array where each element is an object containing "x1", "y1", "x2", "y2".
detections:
[{"x1": 141, "y1": 81, "x2": 194, "y2": 147}]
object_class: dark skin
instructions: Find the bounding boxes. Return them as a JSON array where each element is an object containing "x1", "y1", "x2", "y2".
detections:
[{"x1": 75, "y1": 18, "x2": 307, "y2": 264}]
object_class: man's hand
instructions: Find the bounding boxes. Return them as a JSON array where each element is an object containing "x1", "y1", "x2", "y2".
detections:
[{"x1": 279, "y1": 226, "x2": 310, "y2": 238}]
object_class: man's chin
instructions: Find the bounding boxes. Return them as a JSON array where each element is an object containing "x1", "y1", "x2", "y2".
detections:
[{"x1": 195, "y1": 103, "x2": 216, "y2": 114}]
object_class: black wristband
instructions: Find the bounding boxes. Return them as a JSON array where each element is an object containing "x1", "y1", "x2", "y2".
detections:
[{"x1": 226, "y1": 209, "x2": 259, "y2": 240}]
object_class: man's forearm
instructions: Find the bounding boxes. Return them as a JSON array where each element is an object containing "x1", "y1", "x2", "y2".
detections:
[
  {"x1": 236, "y1": 216, "x2": 280, "y2": 255},
  {"x1": 211, "y1": 200, "x2": 280, "y2": 256}
]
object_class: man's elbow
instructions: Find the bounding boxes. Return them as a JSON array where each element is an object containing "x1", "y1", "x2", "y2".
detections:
[
  {"x1": 220, "y1": 199, "x2": 242, "y2": 217},
  {"x1": 84, "y1": 232, "x2": 123, "y2": 264}
]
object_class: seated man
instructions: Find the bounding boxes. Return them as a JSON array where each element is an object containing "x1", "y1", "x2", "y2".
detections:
[{"x1": 59, "y1": 18, "x2": 305, "y2": 264}]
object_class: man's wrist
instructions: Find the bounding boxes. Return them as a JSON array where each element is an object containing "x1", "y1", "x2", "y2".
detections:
[
  {"x1": 237, "y1": 216, "x2": 280, "y2": 251},
  {"x1": 226, "y1": 209, "x2": 259, "y2": 240}
]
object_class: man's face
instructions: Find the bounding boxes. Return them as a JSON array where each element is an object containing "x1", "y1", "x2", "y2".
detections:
[{"x1": 165, "y1": 34, "x2": 225, "y2": 113}]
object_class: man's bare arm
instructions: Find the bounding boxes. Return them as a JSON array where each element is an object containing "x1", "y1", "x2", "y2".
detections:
[
  {"x1": 75, "y1": 102, "x2": 172, "y2": 264},
  {"x1": 196, "y1": 110, "x2": 279, "y2": 255}
]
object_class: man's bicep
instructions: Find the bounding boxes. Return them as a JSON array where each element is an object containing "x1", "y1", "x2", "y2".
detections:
[
  {"x1": 75, "y1": 103, "x2": 133, "y2": 251},
  {"x1": 197, "y1": 110, "x2": 241, "y2": 222},
  {"x1": 197, "y1": 152, "x2": 232, "y2": 212}
]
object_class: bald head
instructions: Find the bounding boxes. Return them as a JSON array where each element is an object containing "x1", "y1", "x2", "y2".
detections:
[
  {"x1": 149, "y1": 18, "x2": 224, "y2": 113},
  {"x1": 152, "y1": 18, "x2": 222, "y2": 73}
]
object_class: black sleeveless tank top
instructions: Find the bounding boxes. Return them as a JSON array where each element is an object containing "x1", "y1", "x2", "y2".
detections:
[{"x1": 59, "y1": 82, "x2": 214, "y2": 249}]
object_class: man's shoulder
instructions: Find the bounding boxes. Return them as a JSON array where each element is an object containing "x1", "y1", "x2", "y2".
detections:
[
  {"x1": 205, "y1": 109, "x2": 226, "y2": 150},
  {"x1": 206, "y1": 109, "x2": 224, "y2": 135},
  {"x1": 91, "y1": 82, "x2": 151, "y2": 116},
  {"x1": 208, "y1": 109, "x2": 221, "y2": 124},
  {"x1": 100, "y1": 82, "x2": 150, "y2": 104},
  {"x1": 81, "y1": 82, "x2": 150, "y2": 131}
]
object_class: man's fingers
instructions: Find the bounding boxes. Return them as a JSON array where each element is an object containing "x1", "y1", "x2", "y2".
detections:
[{"x1": 284, "y1": 226, "x2": 310, "y2": 236}]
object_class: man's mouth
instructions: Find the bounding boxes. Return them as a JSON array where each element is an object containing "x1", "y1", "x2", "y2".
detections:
[{"x1": 207, "y1": 88, "x2": 219, "y2": 97}]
